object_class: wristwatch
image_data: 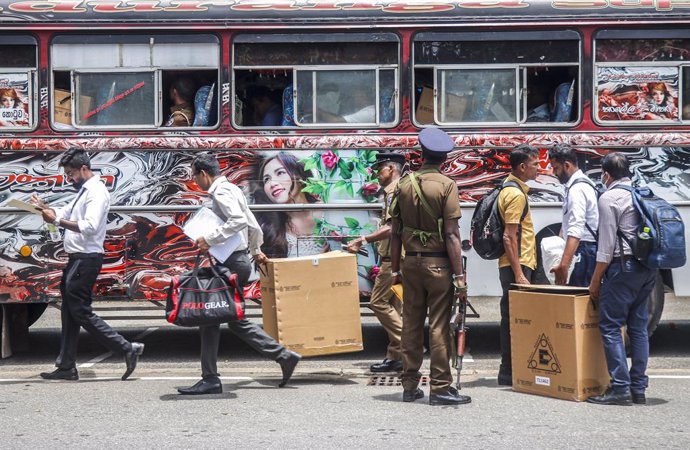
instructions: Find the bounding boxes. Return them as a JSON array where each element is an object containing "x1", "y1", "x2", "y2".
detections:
[
  {"x1": 53, "y1": 218, "x2": 61, "y2": 227},
  {"x1": 360, "y1": 236, "x2": 368, "y2": 245},
  {"x1": 391, "y1": 271, "x2": 402, "y2": 277}
]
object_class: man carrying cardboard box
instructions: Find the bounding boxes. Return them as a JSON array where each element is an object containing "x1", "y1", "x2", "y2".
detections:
[
  {"x1": 347, "y1": 151, "x2": 405, "y2": 373},
  {"x1": 587, "y1": 153, "x2": 656, "y2": 406}
]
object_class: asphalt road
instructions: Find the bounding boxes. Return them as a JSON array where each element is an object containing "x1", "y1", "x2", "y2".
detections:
[{"x1": 1, "y1": 296, "x2": 690, "y2": 448}]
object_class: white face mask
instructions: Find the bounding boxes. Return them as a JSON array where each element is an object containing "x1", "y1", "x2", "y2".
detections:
[{"x1": 601, "y1": 173, "x2": 611, "y2": 189}]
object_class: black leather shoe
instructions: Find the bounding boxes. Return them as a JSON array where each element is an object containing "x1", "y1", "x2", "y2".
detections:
[
  {"x1": 122, "y1": 342, "x2": 145, "y2": 381},
  {"x1": 497, "y1": 373, "x2": 512, "y2": 386},
  {"x1": 632, "y1": 392, "x2": 646, "y2": 405},
  {"x1": 402, "y1": 388, "x2": 424, "y2": 402},
  {"x1": 278, "y1": 350, "x2": 301, "y2": 388},
  {"x1": 177, "y1": 379, "x2": 222, "y2": 395},
  {"x1": 370, "y1": 359, "x2": 403, "y2": 373},
  {"x1": 429, "y1": 387, "x2": 472, "y2": 406},
  {"x1": 586, "y1": 387, "x2": 632, "y2": 406},
  {"x1": 40, "y1": 368, "x2": 78, "y2": 381}
]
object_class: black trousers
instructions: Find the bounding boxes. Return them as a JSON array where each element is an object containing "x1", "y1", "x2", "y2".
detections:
[
  {"x1": 498, "y1": 265, "x2": 534, "y2": 376},
  {"x1": 200, "y1": 251, "x2": 289, "y2": 380},
  {"x1": 56, "y1": 254, "x2": 131, "y2": 370}
]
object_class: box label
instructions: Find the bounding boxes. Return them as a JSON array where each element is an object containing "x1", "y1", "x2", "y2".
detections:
[
  {"x1": 527, "y1": 333, "x2": 562, "y2": 374},
  {"x1": 535, "y1": 376, "x2": 551, "y2": 386}
]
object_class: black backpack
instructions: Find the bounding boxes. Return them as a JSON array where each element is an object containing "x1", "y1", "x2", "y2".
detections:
[{"x1": 471, "y1": 181, "x2": 528, "y2": 260}]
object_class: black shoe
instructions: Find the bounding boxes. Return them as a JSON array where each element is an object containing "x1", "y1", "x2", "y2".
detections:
[
  {"x1": 370, "y1": 359, "x2": 403, "y2": 373},
  {"x1": 586, "y1": 387, "x2": 632, "y2": 406},
  {"x1": 122, "y1": 342, "x2": 145, "y2": 381},
  {"x1": 497, "y1": 373, "x2": 512, "y2": 386},
  {"x1": 429, "y1": 387, "x2": 472, "y2": 406},
  {"x1": 278, "y1": 350, "x2": 301, "y2": 388},
  {"x1": 40, "y1": 368, "x2": 78, "y2": 381},
  {"x1": 177, "y1": 379, "x2": 222, "y2": 395},
  {"x1": 402, "y1": 388, "x2": 424, "y2": 403},
  {"x1": 632, "y1": 392, "x2": 646, "y2": 405}
]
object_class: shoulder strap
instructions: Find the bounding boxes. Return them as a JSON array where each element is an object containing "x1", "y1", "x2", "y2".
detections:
[
  {"x1": 501, "y1": 180, "x2": 529, "y2": 258},
  {"x1": 568, "y1": 177, "x2": 599, "y2": 241},
  {"x1": 409, "y1": 172, "x2": 444, "y2": 243}
]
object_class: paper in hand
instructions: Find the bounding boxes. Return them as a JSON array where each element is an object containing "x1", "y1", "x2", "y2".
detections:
[
  {"x1": 7, "y1": 198, "x2": 42, "y2": 214},
  {"x1": 183, "y1": 207, "x2": 245, "y2": 263}
]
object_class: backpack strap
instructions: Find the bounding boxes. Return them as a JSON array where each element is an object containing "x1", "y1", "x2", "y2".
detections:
[
  {"x1": 611, "y1": 184, "x2": 636, "y2": 272},
  {"x1": 407, "y1": 171, "x2": 444, "y2": 245},
  {"x1": 501, "y1": 180, "x2": 529, "y2": 257},
  {"x1": 568, "y1": 177, "x2": 599, "y2": 241}
]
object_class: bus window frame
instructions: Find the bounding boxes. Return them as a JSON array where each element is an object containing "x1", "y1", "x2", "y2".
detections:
[
  {"x1": 411, "y1": 30, "x2": 582, "y2": 129},
  {"x1": 593, "y1": 33, "x2": 689, "y2": 126},
  {"x1": 0, "y1": 68, "x2": 37, "y2": 132},
  {"x1": 231, "y1": 32, "x2": 401, "y2": 130},
  {"x1": 70, "y1": 68, "x2": 161, "y2": 130},
  {"x1": 292, "y1": 65, "x2": 397, "y2": 129},
  {"x1": 49, "y1": 33, "x2": 222, "y2": 132}
]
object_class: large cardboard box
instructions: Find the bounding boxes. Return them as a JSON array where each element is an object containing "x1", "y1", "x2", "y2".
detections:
[
  {"x1": 260, "y1": 251, "x2": 363, "y2": 357},
  {"x1": 509, "y1": 285, "x2": 610, "y2": 401},
  {"x1": 53, "y1": 89, "x2": 93, "y2": 126},
  {"x1": 415, "y1": 86, "x2": 435, "y2": 124}
]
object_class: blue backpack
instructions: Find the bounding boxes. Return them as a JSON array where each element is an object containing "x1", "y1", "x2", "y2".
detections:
[{"x1": 614, "y1": 185, "x2": 686, "y2": 269}]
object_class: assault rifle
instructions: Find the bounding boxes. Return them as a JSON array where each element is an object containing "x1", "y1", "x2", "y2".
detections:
[{"x1": 450, "y1": 256, "x2": 479, "y2": 390}]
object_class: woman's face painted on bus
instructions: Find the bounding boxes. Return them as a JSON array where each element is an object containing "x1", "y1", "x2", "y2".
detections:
[
  {"x1": 262, "y1": 158, "x2": 297, "y2": 204},
  {"x1": 652, "y1": 89, "x2": 666, "y2": 105},
  {"x1": 1, "y1": 96, "x2": 12, "y2": 108}
]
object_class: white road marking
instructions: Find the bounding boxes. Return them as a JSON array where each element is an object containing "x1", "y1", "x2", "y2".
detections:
[
  {"x1": 0, "y1": 376, "x2": 254, "y2": 383},
  {"x1": 78, "y1": 327, "x2": 158, "y2": 369}
]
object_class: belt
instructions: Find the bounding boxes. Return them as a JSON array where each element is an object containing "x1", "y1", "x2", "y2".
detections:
[
  {"x1": 578, "y1": 241, "x2": 597, "y2": 246},
  {"x1": 406, "y1": 251, "x2": 448, "y2": 258},
  {"x1": 380, "y1": 256, "x2": 391, "y2": 262},
  {"x1": 611, "y1": 255, "x2": 634, "y2": 263},
  {"x1": 68, "y1": 252, "x2": 103, "y2": 259}
]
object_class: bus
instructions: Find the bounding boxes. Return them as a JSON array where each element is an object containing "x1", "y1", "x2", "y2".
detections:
[{"x1": 2, "y1": 0, "x2": 690, "y2": 354}]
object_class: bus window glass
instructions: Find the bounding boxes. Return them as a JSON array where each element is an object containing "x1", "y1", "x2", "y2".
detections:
[
  {"x1": 233, "y1": 33, "x2": 399, "y2": 128},
  {"x1": 0, "y1": 40, "x2": 36, "y2": 130},
  {"x1": 73, "y1": 71, "x2": 157, "y2": 127},
  {"x1": 51, "y1": 35, "x2": 219, "y2": 129},
  {"x1": 437, "y1": 69, "x2": 516, "y2": 123},
  {"x1": 595, "y1": 36, "x2": 686, "y2": 124},
  {"x1": 296, "y1": 70, "x2": 377, "y2": 125},
  {"x1": 413, "y1": 33, "x2": 579, "y2": 127}
]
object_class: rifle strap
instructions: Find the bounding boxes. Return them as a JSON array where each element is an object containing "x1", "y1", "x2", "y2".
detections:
[{"x1": 409, "y1": 172, "x2": 444, "y2": 243}]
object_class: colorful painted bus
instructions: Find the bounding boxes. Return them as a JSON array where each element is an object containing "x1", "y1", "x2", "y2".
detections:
[{"x1": 2, "y1": 0, "x2": 690, "y2": 348}]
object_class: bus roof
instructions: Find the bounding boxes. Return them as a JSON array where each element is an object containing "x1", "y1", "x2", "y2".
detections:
[{"x1": 1, "y1": 0, "x2": 689, "y2": 26}]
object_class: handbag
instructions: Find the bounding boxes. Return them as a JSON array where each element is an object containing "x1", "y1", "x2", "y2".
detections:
[{"x1": 166, "y1": 254, "x2": 245, "y2": 326}]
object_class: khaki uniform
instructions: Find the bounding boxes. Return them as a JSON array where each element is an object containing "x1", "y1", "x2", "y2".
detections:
[
  {"x1": 390, "y1": 164, "x2": 461, "y2": 394},
  {"x1": 369, "y1": 180, "x2": 403, "y2": 362}
]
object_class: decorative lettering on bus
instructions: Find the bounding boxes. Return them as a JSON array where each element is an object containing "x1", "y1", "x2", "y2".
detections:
[{"x1": 0, "y1": 173, "x2": 117, "y2": 192}]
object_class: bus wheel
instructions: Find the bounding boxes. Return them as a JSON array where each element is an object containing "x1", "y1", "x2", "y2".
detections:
[
  {"x1": 0, "y1": 303, "x2": 48, "y2": 354},
  {"x1": 646, "y1": 272, "x2": 665, "y2": 337}
]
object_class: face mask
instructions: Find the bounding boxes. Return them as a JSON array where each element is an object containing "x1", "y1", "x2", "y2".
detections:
[{"x1": 601, "y1": 173, "x2": 610, "y2": 190}]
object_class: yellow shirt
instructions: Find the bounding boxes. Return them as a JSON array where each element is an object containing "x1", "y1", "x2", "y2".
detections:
[{"x1": 497, "y1": 174, "x2": 536, "y2": 270}]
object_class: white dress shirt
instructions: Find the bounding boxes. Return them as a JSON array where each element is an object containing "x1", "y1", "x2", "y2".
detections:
[
  {"x1": 56, "y1": 175, "x2": 110, "y2": 254},
  {"x1": 203, "y1": 177, "x2": 263, "y2": 256},
  {"x1": 562, "y1": 170, "x2": 599, "y2": 243}
]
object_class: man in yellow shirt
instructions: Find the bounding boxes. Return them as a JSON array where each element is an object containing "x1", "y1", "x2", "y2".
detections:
[{"x1": 497, "y1": 144, "x2": 539, "y2": 386}]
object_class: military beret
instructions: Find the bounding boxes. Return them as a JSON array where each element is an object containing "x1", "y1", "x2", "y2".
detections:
[
  {"x1": 372, "y1": 152, "x2": 406, "y2": 168},
  {"x1": 418, "y1": 127, "x2": 455, "y2": 156}
]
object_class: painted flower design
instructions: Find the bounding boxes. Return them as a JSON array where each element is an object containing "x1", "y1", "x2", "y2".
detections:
[
  {"x1": 368, "y1": 265, "x2": 380, "y2": 281},
  {"x1": 361, "y1": 182, "x2": 380, "y2": 197},
  {"x1": 321, "y1": 151, "x2": 340, "y2": 170}
]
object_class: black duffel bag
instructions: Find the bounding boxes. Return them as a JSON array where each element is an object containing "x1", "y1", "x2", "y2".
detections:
[{"x1": 166, "y1": 254, "x2": 244, "y2": 327}]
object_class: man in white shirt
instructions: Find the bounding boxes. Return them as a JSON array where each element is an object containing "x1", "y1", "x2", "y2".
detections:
[
  {"x1": 31, "y1": 149, "x2": 144, "y2": 381},
  {"x1": 177, "y1": 153, "x2": 301, "y2": 395},
  {"x1": 548, "y1": 144, "x2": 599, "y2": 287}
]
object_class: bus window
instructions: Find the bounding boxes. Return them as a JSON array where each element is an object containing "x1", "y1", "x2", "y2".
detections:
[
  {"x1": 594, "y1": 32, "x2": 690, "y2": 125},
  {"x1": 233, "y1": 33, "x2": 399, "y2": 128},
  {"x1": 50, "y1": 35, "x2": 220, "y2": 130},
  {"x1": 0, "y1": 37, "x2": 37, "y2": 131},
  {"x1": 413, "y1": 31, "x2": 580, "y2": 127}
]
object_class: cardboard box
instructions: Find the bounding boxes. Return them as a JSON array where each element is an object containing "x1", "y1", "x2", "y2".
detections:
[
  {"x1": 53, "y1": 89, "x2": 93, "y2": 126},
  {"x1": 441, "y1": 92, "x2": 469, "y2": 122},
  {"x1": 415, "y1": 86, "x2": 435, "y2": 124},
  {"x1": 260, "y1": 251, "x2": 363, "y2": 357},
  {"x1": 509, "y1": 285, "x2": 610, "y2": 401}
]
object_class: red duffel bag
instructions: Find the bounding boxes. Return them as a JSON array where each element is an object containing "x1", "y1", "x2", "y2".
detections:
[{"x1": 166, "y1": 254, "x2": 244, "y2": 326}]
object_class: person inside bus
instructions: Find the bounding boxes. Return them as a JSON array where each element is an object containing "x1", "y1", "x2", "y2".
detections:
[
  {"x1": 165, "y1": 77, "x2": 196, "y2": 127},
  {"x1": 252, "y1": 152, "x2": 328, "y2": 257},
  {"x1": 249, "y1": 86, "x2": 282, "y2": 127}
]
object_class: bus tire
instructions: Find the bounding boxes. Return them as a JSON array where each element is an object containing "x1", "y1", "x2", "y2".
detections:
[{"x1": 0, "y1": 303, "x2": 48, "y2": 338}]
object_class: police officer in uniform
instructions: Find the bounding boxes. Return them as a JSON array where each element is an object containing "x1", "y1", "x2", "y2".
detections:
[
  {"x1": 390, "y1": 128, "x2": 471, "y2": 406},
  {"x1": 347, "y1": 152, "x2": 405, "y2": 372}
]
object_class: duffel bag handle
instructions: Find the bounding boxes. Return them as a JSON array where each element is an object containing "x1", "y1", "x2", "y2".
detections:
[{"x1": 192, "y1": 251, "x2": 226, "y2": 280}]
